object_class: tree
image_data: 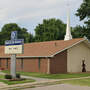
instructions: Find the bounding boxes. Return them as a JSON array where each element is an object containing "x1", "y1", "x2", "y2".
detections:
[
  {"x1": 72, "y1": 25, "x2": 86, "y2": 38},
  {"x1": 76, "y1": 0, "x2": 90, "y2": 21},
  {"x1": 34, "y1": 18, "x2": 66, "y2": 42},
  {"x1": 0, "y1": 23, "x2": 34, "y2": 45},
  {"x1": 76, "y1": 0, "x2": 90, "y2": 39},
  {"x1": 28, "y1": 33, "x2": 35, "y2": 42}
]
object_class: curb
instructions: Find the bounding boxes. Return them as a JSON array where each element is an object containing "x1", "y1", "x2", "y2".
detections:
[{"x1": 0, "y1": 80, "x2": 60, "y2": 90}]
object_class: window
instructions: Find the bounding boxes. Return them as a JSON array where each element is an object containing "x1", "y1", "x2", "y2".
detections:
[
  {"x1": 0, "y1": 59, "x2": 1, "y2": 67},
  {"x1": 21, "y1": 58, "x2": 24, "y2": 69},
  {"x1": 6, "y1": 59, "x2": 8, "y2": 68},
  {"x1": 38, "y1": 58, "x2": 41, "y2": 70}
]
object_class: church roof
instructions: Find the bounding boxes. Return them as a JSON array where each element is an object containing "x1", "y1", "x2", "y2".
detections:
[{"x1": 0, "y1": 38, "x2": 87, "y2": 58}]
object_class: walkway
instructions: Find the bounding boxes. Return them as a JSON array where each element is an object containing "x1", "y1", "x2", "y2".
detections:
[
  {"x1": 24, "y1": 84, "x2": 90, "y2": 90},
  {"x1": 21, "y1": 75, "x2": 53, "y2": 82},
  {"x1": 0, "y1": 71, "x2": 5, "y2": 75}
]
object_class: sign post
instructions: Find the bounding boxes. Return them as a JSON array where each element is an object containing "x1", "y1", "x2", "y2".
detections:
[
  {"x1": 5, "y1": 31, "x2": 24, "y2": 79},
  {"x1": 11, "y1": 31, "x2": 17, "y2": 79},
  {"x1": 11, "y1": 54, "x2": 16, "y2": 78}
]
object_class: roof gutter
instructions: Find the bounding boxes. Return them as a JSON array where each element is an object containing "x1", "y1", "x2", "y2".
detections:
[{"x1": 0, "y1": 56, "x2": 52, "y2": 59}]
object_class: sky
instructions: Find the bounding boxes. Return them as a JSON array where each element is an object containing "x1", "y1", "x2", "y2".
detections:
[{"x1": 0, "y1": 0, "x2": 83, "y2": 34}]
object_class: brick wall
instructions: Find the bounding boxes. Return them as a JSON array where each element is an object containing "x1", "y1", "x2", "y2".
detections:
[
  {"x1": 22, "y1": 58, "x2": 48, "y2": 73},
  {"x1": 50, "y1": 50, "x2": 67, "y2": 74},
  {"x1": 39, "y1": 58, "x2": 48, "y2": 73},
  {"x1": 0, "y1": 59, "x2": 10, "y2": 70},
  {"x1": 0, "y1": 58, "x2": 48, "y2": 73},
  {"x1": 0, "y1": 50, "x2": 67, "y2": 74}
]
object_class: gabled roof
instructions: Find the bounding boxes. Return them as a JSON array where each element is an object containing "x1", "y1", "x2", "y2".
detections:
[{"x1": 0, "y1": 38, "x2": 88, "y2": 58}]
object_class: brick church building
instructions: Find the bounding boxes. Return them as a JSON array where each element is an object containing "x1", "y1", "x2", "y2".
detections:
[
  {"x1": 0, "y1": 38, "x2": 90, "y2": 74},
  {"x1": 0, "y1": 9, "x2": 90, "y2": 74}
]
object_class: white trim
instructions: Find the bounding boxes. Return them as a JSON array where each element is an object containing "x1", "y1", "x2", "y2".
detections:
[
  {"x1": 0, "y1": 56, "x2": 10, "y2": 58},
  {"x1": 17, "y1": 56, "x2": 52, "y2": 58},
  {"x1": 83, "y1": 39, "x2": 90, "y2": 49},
  {"x1": 51, "y1": 38, "x2": 86, "y2": 57},
  {"x1": 20, "y1": 56, "x2": 52, "y2": 58},
  {"x1": 0, "y1": 56, "x2": 52, "y2": 58}
]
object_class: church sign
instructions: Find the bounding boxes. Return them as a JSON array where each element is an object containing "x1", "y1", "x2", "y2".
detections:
[
  {"x1": 5, "y1": 39, "x2": 24, "y2": 54},
  {"x1": 5, "y1": 31, "x2": 24, "y2": 79}
]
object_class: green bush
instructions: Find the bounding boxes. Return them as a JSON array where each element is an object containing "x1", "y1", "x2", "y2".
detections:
[
  {"x1": 5, "y1": 74, "x2": 12, "y2": 79},
  {"x1": 5, "y1": 74, "x2": 20, "y2": 79},
  {"x1": 16, "y1": 73, "x2": 20, "y2": 78}
]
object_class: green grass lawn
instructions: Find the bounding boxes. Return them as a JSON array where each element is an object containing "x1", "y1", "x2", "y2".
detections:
[
  {"x1": 1, "y1": 70, "x2": 90, "y2": 86},
  {"x1": 2, "y1": 70, "x2": 90, "y2": 79},
  {"x1": 61, "y1": 78, "x2": 90, "y2": 86},
  {"x1": 0, "y1": 78, "x2": 35, "y2": 85},
  {"x1": 0, "y1": 71, "x2": 35, "y2": 85},
  {"x1": 0, "y1": 75, "x2": 4, "y2": 79},
  {"x1": 19, "y1": 72, "x2": 90, "y2": 79}
]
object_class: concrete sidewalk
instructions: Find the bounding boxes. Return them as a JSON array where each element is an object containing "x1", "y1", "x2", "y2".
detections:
[
  {"x1": 24, "y1": 84, "x2": 90, "y2": 90},
  {"x1": 1, "y1": 76, "x2": 90, "y2": 90},
  {"x1": 21, "y1": 75, "x2": 51, "y2": 82}
]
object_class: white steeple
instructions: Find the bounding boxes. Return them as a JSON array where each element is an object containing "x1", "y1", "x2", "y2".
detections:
[{"x1": 64, "y1": 4, "x2": 72, "y2": 41}]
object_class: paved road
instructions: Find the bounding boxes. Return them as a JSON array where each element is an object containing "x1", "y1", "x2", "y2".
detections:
[{"x1": 24, "y1": 84, "x2": 90, "y2": 90}]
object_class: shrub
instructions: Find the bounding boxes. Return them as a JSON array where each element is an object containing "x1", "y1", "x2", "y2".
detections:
[
  {"x1": 16, "y1": 73, "x2": 20, "y2": 78},
  {"x1": 5, "y1": 74, "x2": 12, "y2": 79},
  {"x1": 5, "y1": 74, "x2": 20, "y2": 79}
]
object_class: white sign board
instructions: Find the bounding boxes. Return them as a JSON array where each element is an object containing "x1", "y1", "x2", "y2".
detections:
[
  {"x1": 5, "y1": 39, "x2": 24, "y2": 54},
  {"x1": 5, "y1": 45, "x2": 24, "y2": 54}
]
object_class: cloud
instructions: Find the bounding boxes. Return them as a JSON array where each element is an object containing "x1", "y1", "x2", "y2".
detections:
[{"x1": 0, "y1": 0, "x2": 83, "y2": 34}]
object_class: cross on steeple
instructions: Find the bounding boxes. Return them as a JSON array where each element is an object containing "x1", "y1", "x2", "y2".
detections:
[{"x1": 64, "y1": 1, "x2": 72, "y2": 41}]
